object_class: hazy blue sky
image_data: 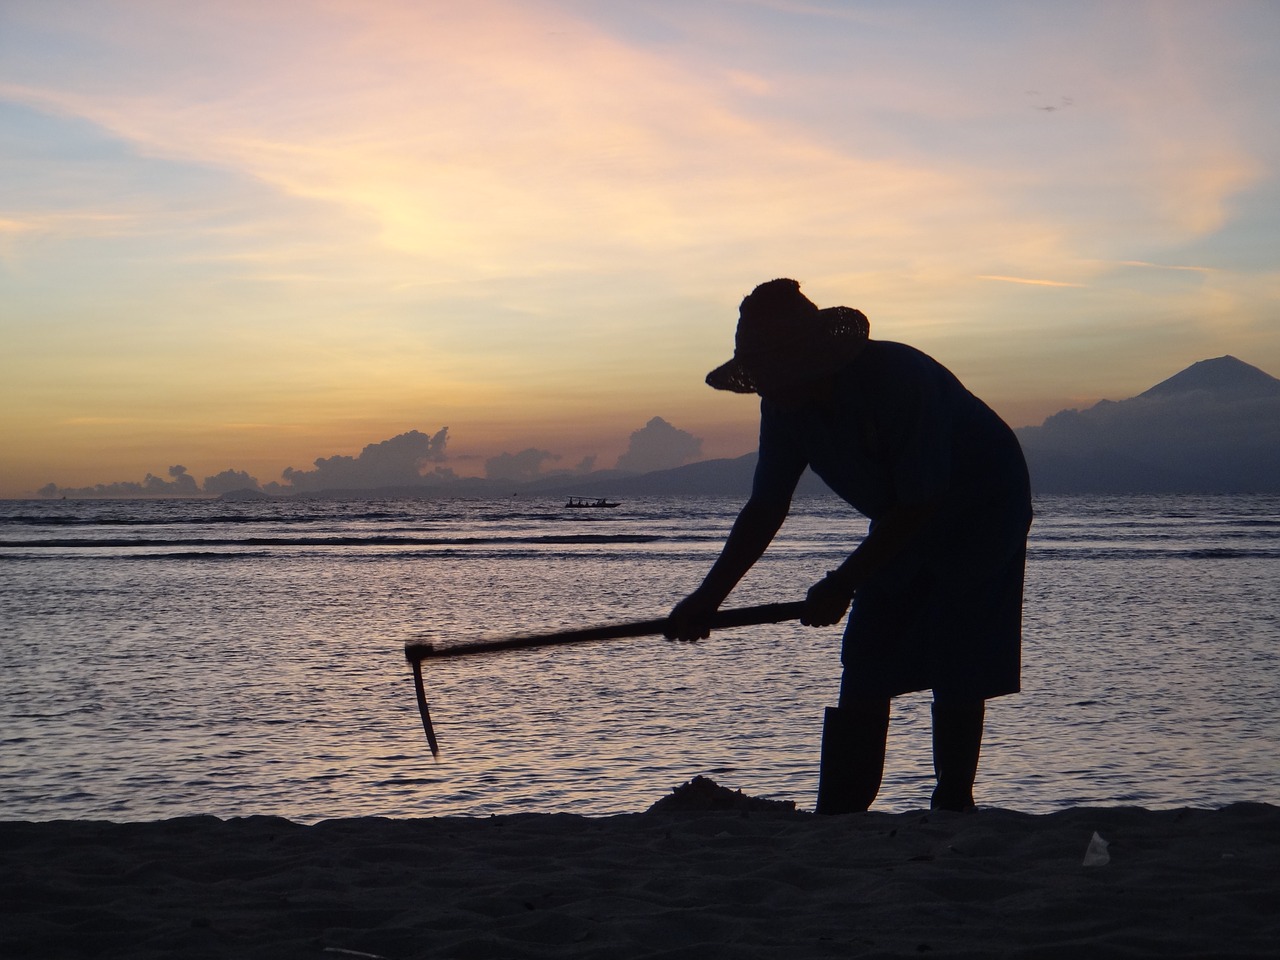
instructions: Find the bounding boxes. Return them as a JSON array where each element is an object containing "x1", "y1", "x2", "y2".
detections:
[{"x1": 3, "y1": 0, "x2": 1277, "y2": 495}]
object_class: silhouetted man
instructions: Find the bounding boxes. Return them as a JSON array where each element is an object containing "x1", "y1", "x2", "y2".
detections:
[{"x1": 666, "y1": 278, "x2": 1032, "y2": 812}]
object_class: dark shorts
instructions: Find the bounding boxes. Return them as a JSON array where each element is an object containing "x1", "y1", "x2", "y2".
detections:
[{"x1": 839, "y1": 496, "x2": 1031, "y2": 703}]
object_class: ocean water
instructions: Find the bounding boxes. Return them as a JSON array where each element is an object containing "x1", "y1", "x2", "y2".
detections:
[{"x1": 1, "y1": 493, "x2": 1277, "y2": 822}]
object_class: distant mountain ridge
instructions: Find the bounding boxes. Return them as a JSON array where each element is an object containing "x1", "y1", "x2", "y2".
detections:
[
  {"x1": 221, "y1": 356, "x2": 1279, "y2": 500},
  {"x1": 585, "y1": 355, "x2": 1280, "y2": 497},
  {"x1": 1016, "y1": 356, "x2": 1280, "y2": 493},
  {"x1": 1138, "y1": 355, "x2": 1280, "y2": 401}
]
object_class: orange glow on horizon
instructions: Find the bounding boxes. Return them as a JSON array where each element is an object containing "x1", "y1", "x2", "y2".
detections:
[{"x1": 2, "y1": 1, "x2": 1278, "y2": 496}]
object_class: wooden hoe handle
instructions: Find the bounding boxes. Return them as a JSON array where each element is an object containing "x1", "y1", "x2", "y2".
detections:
[{"x1": 404, "y1": 601, "x2": 804, "y2": 756}]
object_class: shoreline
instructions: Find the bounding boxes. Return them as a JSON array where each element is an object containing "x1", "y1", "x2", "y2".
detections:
[{"x1": 4, "y1": 802, "x2": 1277, "y2": 959}]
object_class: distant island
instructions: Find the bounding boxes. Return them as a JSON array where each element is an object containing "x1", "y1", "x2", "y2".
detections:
[
  {"x1": 558, "y1": 355, "x2": 1280, "y2": 497},
  {"x1": 1015, "y1": 356, "x2": 1280, "y2": 494},
  {"x1": 37, "y1": 356, "x2": 1280, "y2": 500}
]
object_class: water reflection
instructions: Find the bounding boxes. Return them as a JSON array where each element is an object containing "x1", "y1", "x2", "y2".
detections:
[{"x1": 1, "y1": 495, "x2": 1277, "y2": 821}]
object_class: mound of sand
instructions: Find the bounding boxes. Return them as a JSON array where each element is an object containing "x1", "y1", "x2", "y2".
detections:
[{"x1": 645, "y1": 775, "x2": 799, "y2": 813}]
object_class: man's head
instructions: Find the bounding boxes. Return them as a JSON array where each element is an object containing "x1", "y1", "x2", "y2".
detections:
[{"x1": 705, "y1": 278, "x2": 869, "y2": 396}]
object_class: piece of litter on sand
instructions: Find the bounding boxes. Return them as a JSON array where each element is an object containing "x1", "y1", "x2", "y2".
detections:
[{"x1": 1082, "y1": 831, "x2": 1111, "y2": 867}]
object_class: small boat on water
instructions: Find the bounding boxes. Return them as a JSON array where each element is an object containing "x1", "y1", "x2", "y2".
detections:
[{"x1": 565, "y1": 496, "x2": 621, "y2": 508}]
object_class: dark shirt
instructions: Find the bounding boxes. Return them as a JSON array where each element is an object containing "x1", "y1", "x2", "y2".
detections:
[{"x1": 751, "y1": 340, "x2": 1028, "y2": 522}]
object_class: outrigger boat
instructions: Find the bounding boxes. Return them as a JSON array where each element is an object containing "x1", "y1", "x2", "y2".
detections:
[{"x1": 564, "y1": 496, "x2": 621, "y2": 508}]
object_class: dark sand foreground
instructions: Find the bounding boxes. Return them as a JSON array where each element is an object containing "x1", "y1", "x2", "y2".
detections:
[{"x1": 3, "y1": 798, "x2": 1278, "y2": 959}]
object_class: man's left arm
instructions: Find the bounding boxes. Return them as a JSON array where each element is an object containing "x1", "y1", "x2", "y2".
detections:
[{"x1": 800, "y1": 498, "x2": 942, "y2": 627}]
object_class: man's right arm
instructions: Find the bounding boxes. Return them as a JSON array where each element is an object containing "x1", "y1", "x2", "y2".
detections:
[{"x1": 664, "y1": 494, "x2": 791, "y2": 640}]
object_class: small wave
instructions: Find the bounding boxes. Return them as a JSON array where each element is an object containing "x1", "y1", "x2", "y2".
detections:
[
  {"x1": 0, "y1": 532, "x2": 671, "y2": 550},
  {"x1": 1, "y1": 516, "x2": 391, "y2": 529},
  {"x1": 1031, "y1": 546, "x2": 1280, "y2": 561},
  {"x1": 1179, "y1": 548, "x2": 1280, "y2": 560}
]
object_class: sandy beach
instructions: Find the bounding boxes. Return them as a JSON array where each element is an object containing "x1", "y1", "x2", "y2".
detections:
[{"x1": 3, "y1": 783, "x2": 1277, "y2": 960}]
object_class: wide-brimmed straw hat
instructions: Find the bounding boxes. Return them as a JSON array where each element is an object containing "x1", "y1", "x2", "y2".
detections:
[{"x1": 705, "y1": 278, "x2": 870, "y2": 394}]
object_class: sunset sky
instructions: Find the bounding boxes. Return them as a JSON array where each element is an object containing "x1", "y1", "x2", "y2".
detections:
[{"x1": 3, "y1": 0, "x2": 1278, "y2": 496}]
